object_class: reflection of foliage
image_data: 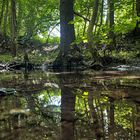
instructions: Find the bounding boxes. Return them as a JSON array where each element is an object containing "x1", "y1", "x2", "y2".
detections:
[
  {"x1": 0, "y1": 71, "x2": 140, "y2": 139},
  {"x1": 115, "y1": 100, "x2": 135, "y2": 129},
  {"x1": 75, "y1": 81, "x2": 138, "y2": 139},
  {"x1": 32, "y1": 89, "x2": 61, "y2": 122}
]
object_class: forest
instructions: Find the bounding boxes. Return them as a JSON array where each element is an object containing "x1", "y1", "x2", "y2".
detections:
[
  {"x1": 0, "y1": 0, "x2": 140, "y2": 70},
  {"x1": 0, "y1": 0, "x2": 140, "y2": 140}
]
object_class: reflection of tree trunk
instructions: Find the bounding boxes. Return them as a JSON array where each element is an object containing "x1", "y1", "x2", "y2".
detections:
[
  {"x1": 135, "y1": 104, "x2": 140, "y2": 139},
  {"x1": 84, "y1": 98, "x2": 90, "y2": 124},
  {"x1": 97, "y1": 99, "x2": 105, "y2": 140},
  {"x1": 14, "y1": 96, "x2": 21, "y2": 108},
  {"x1": 88, "y1": 91, "x2": 102, "y2": 139},
  {"x1": 109, "y1": 98, "x2": 115, "y2": 140},
  {"x1": 61, "y1": 87, "x2": 76, "y2": 140}
]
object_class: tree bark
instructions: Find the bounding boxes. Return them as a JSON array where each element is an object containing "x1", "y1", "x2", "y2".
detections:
[
  {"x1": 136, "y1": 0, "x2": 140, "y2": 28},
  {"x1": 0, "y1": 0, "x2": 5, "y2": 33},
  {"x1": 100, "y1": 0, "x2": 104, "y2": 25},
  {"x1": 3, "y1": 0, "x2": 9, "y2": 36},
  {"x1": 87, "y1": 0, "x2": 99, "y2": 60},
  {"x1": 82, "y1": 7, "x2": 90, "y2": 36},
  {"x1": 136, "y1": 0, "x2": 140, "y2": 17},
  {"x1": 59, "y1": 0, "x2": 76, "y2": 67},
  {"x1": 108, "y1": 0, "x2": 115, "y2": 45},
  {"x1": 11, "y1": 0, "x2": 17, "y2": 56}
]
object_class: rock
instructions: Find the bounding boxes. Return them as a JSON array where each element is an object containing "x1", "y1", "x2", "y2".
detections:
[{"x1": 0, "y1": 88, "x2": 16, "y2": 96}]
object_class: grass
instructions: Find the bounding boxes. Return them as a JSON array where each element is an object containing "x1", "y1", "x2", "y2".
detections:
[
  {"x1": 0, "y1": 54, "x2": 13, "y2": 63},
  {"x1": 0, "y1": 50, "x2": 139, "y2": 65},
  {"x1": 0, "y1": 52, "x2": 53, "y2": 65}
]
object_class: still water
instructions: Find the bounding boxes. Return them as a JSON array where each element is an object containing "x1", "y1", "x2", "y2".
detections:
[{"x1": 0, "y1": 69, "x2": 140, "y2": 140}]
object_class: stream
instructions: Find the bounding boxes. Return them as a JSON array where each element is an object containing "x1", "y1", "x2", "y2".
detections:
[{"x1": 0, "y1": 68, "x2": 140, "y2": 140}]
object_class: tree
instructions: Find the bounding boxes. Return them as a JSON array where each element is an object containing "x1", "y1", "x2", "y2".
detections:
[
  {"x1": 136, "y1": 0, "x2": 140, "y2": 28},
  {"x1": 11, "y1": 0, "x2": 17, "y2": 56},
  {"x1": 136, "y1": 0, "x2": 140, "y2": 17},
  {"x1": 87, "y1": 0, "x2": 99, "y2": 61},
  {"x1": 100, "y1": 0, "x2": 104, "y2": 25},
  {"x1": 0, "y1": 0, "x2": 5, "y2": 33},
  {"x1": 0, "y1": 0, "x2": 60, "y2": 48},
  {"x1": 53, "y1": 0, "x2": 76, "y2": 68},
  {"x1": 60, "y1": 0, "x2": 75, "y2": 66},
  {"x1": 3, "y1": 0, "x2": 9, "y2": 36},
  {"x1": 108, "y1": 0, "x2": 115, "y2": 44}
]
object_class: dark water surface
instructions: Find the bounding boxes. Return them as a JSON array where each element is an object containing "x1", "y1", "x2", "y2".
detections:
[{"x1": 0, "y1": 69, "x2": 140, "y2": 140}]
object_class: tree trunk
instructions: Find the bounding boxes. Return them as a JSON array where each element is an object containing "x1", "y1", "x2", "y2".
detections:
[
  {"x1": 11, "y1": 0, "x2": 17, "y2": 56},
  {"x1": 17, "y1": 0, "x2": 22, "y2": 37},
  {"x1": 100, "y1": 0, "x2": 104, "y2": 25},
  {"x1": 3, "y1": 0, "x2": 9, "y2": 36},
  {"x1": 105, "y1": 0, "x2": 109, "y2": 25},
  {"x1": 136, "y1": 0, "x2": 140, "y2": 28},
  {"x1": 136, "y1": 0, "x2": 140, "y2": 17},
  {"x1": 83, "y1": 0, "x2": 90, "y2": 36},
  {"x1": 0, "y1": 0, "x2": 5, "y2": 33},
  {"x1": 108, "y1": 0, "x2": 115, "y2": 45},
  {"x1": 56, "y1": 0, "x2": 75, "y2": 68},
  {"x1": 87, "y1": 0, "x2": 99, "y2": 60}
]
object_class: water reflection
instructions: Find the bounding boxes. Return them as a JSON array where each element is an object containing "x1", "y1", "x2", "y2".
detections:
[{"x1": 0, "y1": 70, "x2": 140, "y2": 139}]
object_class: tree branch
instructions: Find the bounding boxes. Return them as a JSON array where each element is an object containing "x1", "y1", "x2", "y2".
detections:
[{"x1": 74, "y1": 11, "x2": 90, "y2": 22}]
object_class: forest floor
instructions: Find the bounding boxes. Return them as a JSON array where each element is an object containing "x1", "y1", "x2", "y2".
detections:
[
  {"x1": 0, "y1": 35, "x2": 140, "y2": 71},
  {"x1": 0, "y1": 49, "x2": 140, "y2": 71}
]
